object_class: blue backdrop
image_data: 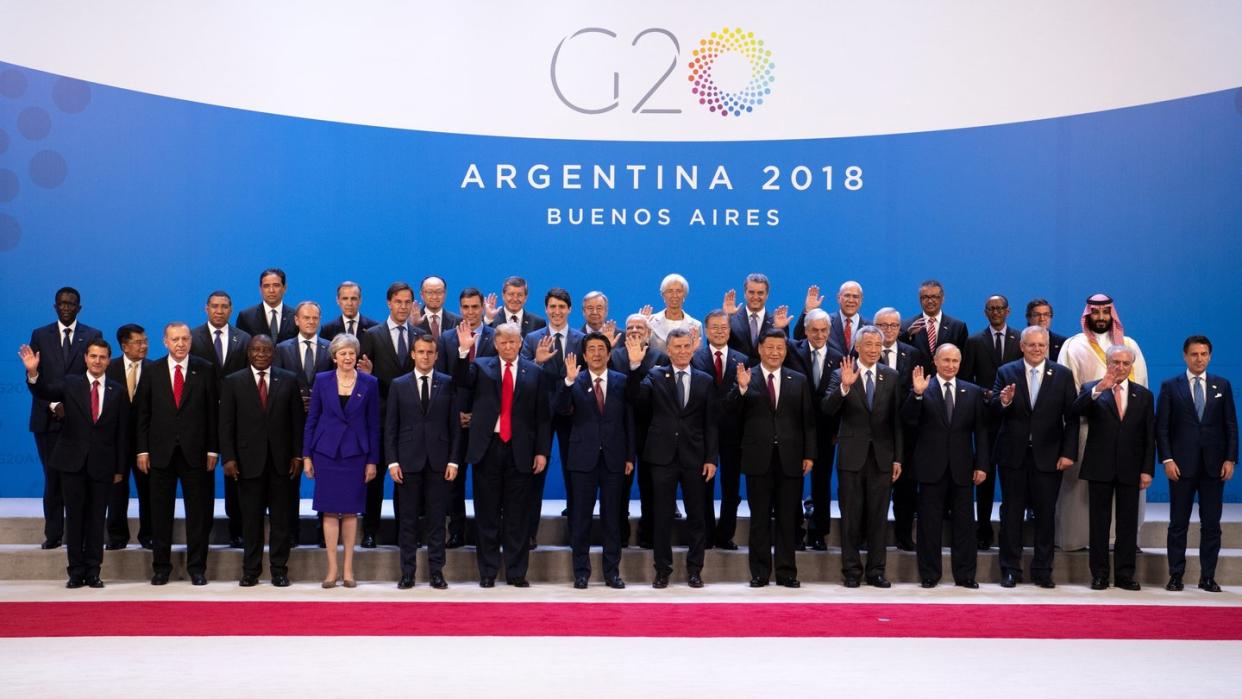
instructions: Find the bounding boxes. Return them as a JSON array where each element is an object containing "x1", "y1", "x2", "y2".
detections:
[{"x1": 2, "y1": 62, "x2": 1240, "y2": 501}]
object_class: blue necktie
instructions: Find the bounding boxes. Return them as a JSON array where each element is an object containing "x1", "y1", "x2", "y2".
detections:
[
  {"x1": 1193, "y1": 376, "x2": 1205, "y2": 420},
  {"x1": 864, "y1": 369, "x2": 874, "y2": 409},
  {"x1": 214, "y1": 329, "x2": 224, "y2": 365},
  {"x1": 396, "y1": 325, "x2": 409, "y2": 369}
]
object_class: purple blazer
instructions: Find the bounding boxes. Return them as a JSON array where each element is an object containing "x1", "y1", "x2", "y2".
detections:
[{"x1": 303, "y1": 370, "x2": 381, "y2": 463}]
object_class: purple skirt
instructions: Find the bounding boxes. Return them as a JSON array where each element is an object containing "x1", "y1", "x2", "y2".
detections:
[{"x1": 310, "y1": 452, "x2": 368, "y2": 515}]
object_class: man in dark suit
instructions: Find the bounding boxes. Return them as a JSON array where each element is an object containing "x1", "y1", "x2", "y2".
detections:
[
  {"x1": 873, "y1": 307, "x2": 919, "y2": 550},
  {"x1": 693, "y1": 309, "x2": 749, "y2": 549},
  {"x1": 612, "y1": 313, "x2": 670, "y2": 548},
  {"x1": 105, "y1": 323, "x2": 151, "y2": 550},
  {"x1": 190, "y1": 290, "x2": 252, "y2": 548},
  {"x1": 1157, "y1": 335, "x2": 1238, "y2": 593},
  {"x1": 320, "y1": 280, "x2": 379, "y2": 340},
  {"x1": 417, "y1": 275, "x2": 462, "y2": 337},
  {"x1": 724, "y1": 273, "x2": 787, "y2": 365},
  {"x1": 580, "y1": 290, "x2": 611, "y2": 335},
  {"x1": 902, "y1": 279, "x2": 969, "y2": 375},
  {"x1": 135, "y1": 322, "x2": 219, "y2": 585},
  {"x1": 219, "y1": 335, "x2": 303, "y2": 587},
  {"x1": 793, "y1": 281, "x2": 868, "y2": 358},
  {"x1": 1025, "y1": 299, "x2": 1067, "y2": 362},
  {"x1": 436, "y1": 287, "x2": 497, "y2": 547},
  {"x1": 21, "y1": 338, "x2": 126, "y2": 588},
  {"x1": 489, "y1": 275, "x2": 546, "y2": 337},
  {"x1": 783, "y1": 308, "x2": 844, "y2": 550},
  {"x1": 275, "y1": 301, "x2": 332, "y2": 545},
  {"x1": 451, "y1": 321, "x2": 551, "y2": 587},
  {"x1": 822, "y1": 325, "x2": 903, "y2": 588},
  {"x1": 386, "y1": 334, "x2": 462, "y2": 590},
  {"x1": 625, "y1": 328, "x2": 718, "y2": 588},
  {"x1": 728, "y1": 329, "x2": 816, "y2": 587},
  {"x1": 961, "y1": 294, "x2": 1023, "y2": 550},
  {"x1": 521, "y1": 288, "x2": 586, "y2": 544},
  {"x1": 991, "y1": 326, "x2": 1079, "y2": 588},
  {"x1": 901, "y1": 345, "x2": 989, "y2": 588},
  {"x1": 27, "y1": 286, "x2": 102, "y2": 549},
  {"x1": 557, "y1": 333, "x2": 635, "y2": 589},
  {"x1": 357, "y1": 281, "x2": 427, "y2": 547},
  {"x1": 1073, "y1": 345, "x2": 1155, "y2": 591},
  {"x1": 236, "y1": 268, "x2": 297, "y2": 343}
]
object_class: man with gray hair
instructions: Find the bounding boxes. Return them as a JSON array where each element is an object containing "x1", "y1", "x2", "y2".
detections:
[
  {"x1": 581, "y1": 291, "x2": 610, "y2": 335},
  {"x1": 724, "y1": 272, "x2": 788, "y2": 364},
  {"x1": 795, "y1": 281, "x2": 868, "y2": 357}
]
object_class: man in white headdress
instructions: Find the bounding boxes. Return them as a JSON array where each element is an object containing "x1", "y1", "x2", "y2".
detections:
[{"x1": 1056, "y1": 294, "x2": 1148, "y2": 550}]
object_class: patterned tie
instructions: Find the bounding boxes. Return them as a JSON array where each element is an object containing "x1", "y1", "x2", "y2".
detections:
[
  {"x1": 125, "y1": 362, "x2": 138, "y2": 400},
  {"x1": 347, "y1": 318, "x2": 356, "y2": 336},
  {"x1": 864, "y1": 369, "x2": 874, "y2": 409},
  {"x1": 594, "y1": 376, "x2": 606, "y2": 415},
  {"x1": 303, "y1": 340, "x2": 315, "y2": 383},
  {"x1": 62, "y1": 328, "x2": 72, "y2": 363},
  {"x1": 812, "y1": 348, "x2": 822, "y2": 386},
  {"x1": 430, "y1": 314, "x2": 440, "y2": 338},
  {"x1": 882, "y1": 348, "x2": 891, "y2": 368},
  {"x1": 749, "y1": 313, "x2": 760, "y2": 344},
  {"x1": 420, "y1": 375, "x2": 430, "y2": 414},
  {"x1": 767, "y1": 372, "x2": 777, "y2": 410},
  {"x1": 510, "y1": 314, "x2": 518, "y2": 325},
  {"x1": 90, "y1": 379, "x2": 101, "y2": 423},
  {"x1": 214, "y1": 329, "x2": 224, "y2": 365},
  {"x1": 1029, "y1": 367, "x2": 1041, "y2": 408},
  {"x1": 269, "y1": 309, "x2": 279, "y2": 341},
  {"x1": 714, "y1": 350, "x2": 723, "y2": 385},
  {"x1": 173, "y1": 363, "x2": 184, "y2": 408},
  {"x1": 499, "y1": 362, "x2": 514, "y2": 442},
  {"x1": 396, "y1": 325, "x2": 409, "y2": 369},
  {"x1": 257, "y1": 370, "x2": 267, "y2": 410},
  {"x1": 1113, "y1": 384, "x2": 1125, "y2": 420},
  {"x1": 943, "y1": 381, "x2": 954, "y2": 422},
  {"x1": 677, "y1": 370, "x2": 688, "y2": 408},
  {"x1": 1193, "y1": 376, "x2": 1205, "y2": 420},
  {"x1": 926, "y1": 316, "x2": 938, "y2": 353},
  {"x1": 843, "y1": 316, "x2": 853, "y2": 352}
]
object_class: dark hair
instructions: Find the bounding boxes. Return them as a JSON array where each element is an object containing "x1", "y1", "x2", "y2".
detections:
[
  {"x1": 1183, "y1": 335, "x2": 1213, "y2": 354},
  {"x1": 206, "y1": 289, "x2": 232, "y2": 304},
  {"x1": 703, "y1": 308, "x2": 729, "y2": 324},
  {"x1": 758, "y1": 328, "x2": 787, "y2": 345},
  {"x1": 86, "y1": 337, "x2": 111, "y2": 356},
  {"x1": 985, "y1": 294, "x2": 1009, "y2": 308},
  {"x1": 116, "y1": 323, "x2": 145, "y2": 344},
  {"x1": 544, "y1": 287, "x2": 572, "y2": 308},
  {"x1": 582, "y1": 331, "x2": 612, "y2": 353},
  {"x1": 412, "y1": 334, "x2": 437, "y2": 350},
  {"x1": 386, "y1": 281, "x2": 414, "y2": 301},
  {"x1": 459, "y1": 286, "x2": 483, "y2": 302},
  {"x1": 502, "y1": 276, "x2": 528, "y2": 291},
  {"x1": 54, "y1": 286, "x2": 81, "y2": 303},
  {"x1": 259, "y1": 268, "x2": 286, "y2": 285},
  {"x1": 919, "y1": 279, "x2": 944, "y2": 292},
  {"x1": 1025, "y1": 298, "x2": 1053, "y2": 318}
]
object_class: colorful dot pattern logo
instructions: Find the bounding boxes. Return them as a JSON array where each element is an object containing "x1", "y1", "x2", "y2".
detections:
[{"x1": 688, "y1": 27, "x2": 775, "y2": 117}]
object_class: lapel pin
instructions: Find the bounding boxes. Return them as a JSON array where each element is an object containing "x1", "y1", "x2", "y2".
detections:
[
  {"x1": 1215, "y1": 393, "x2": 1223, "y2": 398},
  {"x1": 1045, "y1": 369, "x2": 1053, "y2": 376}
]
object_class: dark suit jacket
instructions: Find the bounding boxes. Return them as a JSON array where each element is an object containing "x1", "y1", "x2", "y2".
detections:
[
  {"x1": 359, "y1": 321, "x2": 427, "y2": 410},
  {"x1": 901, "y1": 378, "x2": 989, "y2": 485},
  {"x1": 274, "y1": 335, "x2": 334, "y2": 393},
  {"x1": 553, "y1": 370, "x2": 636, "y2": 472},
  {"x1": 693, "y1": 344, "x2": 749, "y2": 448},
  {"x1": 784, "y1": 339, "x2": 845, "y2": 454},
  {"x1": 302, "y1": 370, "x2": 381, "y2": 462},
  {"x1": 491, "y1": 309, "x2": 546, "y2": 336},
  {"x1": 612, "y1": 345, "x2": 669, "y2": 454},
  {"x1": 1156, "y1": 373, "x2": 1239, "y2": 479},
  {"x1": 28, "y1": 372, "x2": 127, "y2": 480},
  {"x1": 452, "y1": 356, "x2": 552, "y2": 471},
  {"x1": 989, "y1": 360, "x2": 1079, "y2": 471},
  {"x1": 418, "y1": 309, "x2": 462, "y2": 336},
  {"x1": 902, "y1": 313, "x2": 969, "y2": 373},
  {"x1": 26, "y1": 322, "x2": 102, "y2": 433},
  {"x1": 436, "y1": 325, "x2": 497, "y2": 375},
  {"x1": 237, "y1": 303, "x2": 297, "y2": 343},
  {"x1": 135, "y1": 355, "x2": 219, "y2": 469},
  {"x1": 962, "y1": 325, "x2": 1022, "y2": 397},
  {"x1": 626, "y1": 364, "x2": 719, "y2": 467},
  {"x1": 821, "y1": 363, "x2": 904, "y2": 472},
  {"x1": 727, "y1": 307, "x2": 784, "y2": 364},
  {"x1": 384, "y1": 370, "x2": 462, "y2": 473},
  {"x1": 190, "y1": 323, "x2": 251, "y2": 384},
  {"x1": 320, "y1": 314, "x2": 379, "y2": 340},
  {"x1": 725, "y1": 367, "x2": 817, "y2": 476},
  {"x1": 219, "y1": 366, "x2": 304, "y2": 478},
  {"x1": 1048, "y1": 331, "x2": 1068, "y2": 364},
  {"x1": 793, "y1": 311, "x2": 870, "y2": 358},
  {"x1": 1074, "y1": 379, "x2": 1155, "y2": 485},
  {"x1": 521, "y1": 326, "x2": 586, "y2": 379},
  {"x1": 106, "y1": 357, "x2": 150, "y2": 465}
]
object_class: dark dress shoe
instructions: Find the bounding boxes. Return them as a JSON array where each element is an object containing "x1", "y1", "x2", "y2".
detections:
[
  {"x1": 716, "y1": 540, "x2": 739, "y2": 551},
  {"x1": 749, "y1": 577, "x2": 768, "y2": 588},
  {"x1": 86, "y1": 576, "x2": 104, "y2": 589},
  {"x1": 560, "y1": 508, "x2": 569, "y2": 517},
  {"x1": 652, "y1": 574, "x2": 669, "y2": 589},
  {"x1": 507, "y1": 577, "x2": 530, "y2": 588},
  {"x1": 673, "y1": 509, "x2": 684, "y2": 519},
  {"x1": 1000, "y1": 572, "x2": 1018, "y2": 588},
  {"x1": 776, "y1": 578, "x2": 801, "y2": 589},
  {"x1": 895, "y1": 538, "x2": 915, "y2": 552},
  {"x1": 239, "y1": 575, "x2": 259, "y2": 587},
  {"x1": 809, "y1": 538, "x2": 828, "y2": 551},
  {"x1": 446, "y1": 535, "x2": 464, "y2": 549},
  {"x1": 920, "y1": 579, "x2": 937, "y2": 589},
  {"x1": 1116, "y1": 578, "x2": 1141, "y2": 591},
  {"x1": 151, "y1": 572, "x2": 170, "y2": 586},
  {"x1": 66, "y1": 577, "x2": 85, "y2": 589},
  {"x1": 229, "y1": 537, "x2": 244, "y2": 549},
  {"x1": 573, "y1": 577, "x2": 588, "y2": 589},
  {"x1": 41, "y1": 539, "x2": 61, "y2": 550},
  {"x1": 604, "y1": 577, "x2": 625, "y2": 589},
  {"x1": 794, "y1": 540, "x2": 806, "y2": 552},
  {"x1": 397, "y1": 575, "x2": 415, "y2": 590},
  {"x1": 139, "y1": 538, "x2": 153, "y2": 550},
  {"x1": 687, "y1": 574, "x2": 704, "y2": 588},
  {"x1": 638, "y1": 539, "x2": 654, "y2": 550},
  {"x1": 105, "y1": 541, "x2": 127, "y2": 551},
  {"x1": 479, "y1": 577, "x2": 495, "y2": 588},
  {"x1": 318, "y1": 540, "x2": 326, "y2": 549},
  {"x1": 1165, "y1": 575, "x2": 1184, "y2": 591},
  {"x1": 1090, "y1": 577, "x2": 1108, "y2": 590},
  {"x1": 190, "y1": 573, "x2": 208, "y2": 586},
  {"x1": 866, "y1": 575, "x2": 892, "y2": 589},
  {"x1": 955, "y1": 579, "x2": 979, "y2": 589},
  {"x1": 527, "y1": 538, "x2": 538, "y2": 551},
  {"x1": 430, "y1": 572, "x2": 448, "y2": 589},
  {"x1": 843, "y1": 577, "x2": 861, "y2": 588},
  {"x1": 1032, "y1": 577, "x2": 1056, "y2": 589},
  {"x1": 1198, "y1": 578, "x2": 1222, "y2": 593},
  {"x1": 272, "y1": 575, "x2": 291, "y2": 588},
  {"x1": 360, "y1": 534, "x2": 377, "y2": 549}
]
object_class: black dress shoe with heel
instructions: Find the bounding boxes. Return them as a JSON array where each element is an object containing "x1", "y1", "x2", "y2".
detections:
[
  {"x1": 573, "y1": 577, "x2": 588, "y2": 589},
  {"x1": 507, "y1": 577, "x2": 530, "y2": 588},
  {"x1": 866, "y1": 575, "x2": 892, "y2": 589},
  {"x1": 843, "y1": 577, "x2": 860, "y2": 588},
  {"x1": 1090, "y1": 577, "x2": 1108, "y2": 590},
  {"x1": 652, "y1": 574, "x2": 669, "y2": 589},
  {"x1": 605, "y1": 576, "x2": 626, "y2": 589},
  {"x1": 239, "y1": 575, "x2": 258, "y2": 587}
]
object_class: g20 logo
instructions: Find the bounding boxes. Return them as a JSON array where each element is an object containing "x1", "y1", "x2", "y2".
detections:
[{"x1": 550, "y1": 26, "x2": 775, "y2": 117}]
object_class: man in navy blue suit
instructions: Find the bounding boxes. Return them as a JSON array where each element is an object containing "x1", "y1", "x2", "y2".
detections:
[
  {"x1": 692, "y1": 309, "x2": 748, "y2": 549},
  {"x1": 724, "y1": 273, "x2": 787, "y2": 365},
  {"x1": 452, "y1": 321, "x2": 551, "y2": 587},
  {"x1": 874, "y1": 306, "x2": 919, "y2": 551},
  {"x1": 611, "y1": 313, "x2": 670, "y2": 549},
  {"x1": 557, "y1": 333, "x2": 635, "y2": 589},
  {"x1": 386, "y1": 334, "x2": 462, "y2": 590},
  {"x1": 1024, "y1": 299, "x2": 1067, "y2": 363},
  {"x1": 488, "y1": 275, "x2": 546, "y2": 337},
  {"x1": 320, "y1": 281, "x2": 378, "y2": 340},
  {"x1": 1157, "y1": 335, "x2": 1237, "y2": 593},
  {"x1": 236, "y1": 267, "x2": 297, "y2": 343},
  {"x1": 27, "y1": 286, "x2": 102, "y2": 549},
  {"x1": 902, "y1": 279, "x2": 969, "y2": 375}
]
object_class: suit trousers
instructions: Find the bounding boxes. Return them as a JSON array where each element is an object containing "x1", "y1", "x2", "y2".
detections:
[
  {"x1": 998, "y1": 448, "x2": 1061, "y2": 579},
  {"x1": 1167, "y1": 472, "x2": 1225, "y2": 578},
  {"x1": 1088, "y1": 478, "x2": 1140, "y2": 582},
  {"x1": 974, "y1": 420, "x2": 1001, "y2": 543},
  {"x1": 527, "y1": 416, "x2": 571, "y2": 543},
  {"x1": 891, "y1": 465, "x2": 916, "y2": 545},
  {"x1": 35, "y1": 431, "x2": 65, "y2": 542},
  {"x1": 364, "y1": 440, "x2": 397, "y2": 539},
  {"x1": 61, "y1": 469, "x2": 111, "y2": 579},
  {"x1": 746, "y1": 448, "x2": 802, "y2": 581},
  {"x1": 107, "y1": 462, "x2": 152, "y2": 545},
  {"x1": 651, "y1": 460, "x2": 707, "y2": 576},
  {"x1": 473, "y1": 439, "x2": 532, "y2": 581},
  {"x1": 150, "y1": 447, "x2": 214, "y2": 577},
  {"x1": 568, "y1": 453, "x2": 625, "y2": 579},
  {"x1": 397, "y1": 464, "x2": 452, "y2": 577},
  {"x1": 917, "y1": 469, "x2": 977, "y2": 583},
  {"x1": 806, "y1": 439, "x2": 835, "y2": 542},
  {"x1": 711, "y1": 444, "x2": 742, "y2": 545},
  {"x1": 837, "y1": 448, "x2": 891, "y2": 580},
  {"x1": 238, "y1": 454, "x2": 294, "y2": 577},
  {"x1": 223, "y1": 473, "x2": 242, "y2": 540}
]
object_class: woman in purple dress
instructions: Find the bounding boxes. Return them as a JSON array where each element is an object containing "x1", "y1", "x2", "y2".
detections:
[{"x1": 302, "y1": 334, "x2": 380, "y2": 587}]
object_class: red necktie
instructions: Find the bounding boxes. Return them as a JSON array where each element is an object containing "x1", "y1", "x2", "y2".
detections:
[
  {"x1": 767, "y1": 372, "x2": 777, "y2": 409},
  {"x1": 499, "y1": 362, "x2": 514, "y2": 442},
  {"x1": 843, "y1": 316, "x2": 853, "y2": 352},
  {"x1": 467, "y1": 331, "x2": 477, "y2": 362},
  {"x1": 90, "y1": 379, "x2": 100, "y2": 423},
  {"x1": 926, "y1": 316, "x2": 938, "y2": 353},
  {"x1": 594, "y1": 377, "x2": 606, "y2": 415},
  {"x1": 430, "y1": 314, "x2": 440, "y2": 338},
  {"x1": 173, "y1": 364, "x2": 184, "y2": 408},
  {"x1": 257, "y1": 371, "x2": 268, "y2": 410},
  {"x1": 714, "y1": 350, "x2": 723, "y2": 385}
]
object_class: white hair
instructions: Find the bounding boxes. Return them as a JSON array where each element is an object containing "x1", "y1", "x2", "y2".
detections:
[{"x1": 659, "y1": 273, "x2": 689, "y2": 294}]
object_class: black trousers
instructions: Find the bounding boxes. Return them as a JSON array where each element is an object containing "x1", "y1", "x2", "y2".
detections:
[
  {"x1": 473, "y1": 439, "x2": 532, "y2": 581},
  {"x1": 527, "y1": 416, "x2": 571, "y2": 543},
  {"x1": 636, "y1": 459, "x2": 656, "y2": 544},
  {"x1": 150, "y1": 447, "x2": 213, "y2": 577},
  {"x1": 998, "y1": 449, "x2": 1062, "y2": 578},
  {"x1": 568, "y1": 454, "x2": 625, "y2": 579},
  {"x1": 106, "y1": 459, "x2": 151, "y2": 546},
  {"x1": 238, "y1": 455, "x2": 294, "y2": 578},
  {"x1": 917, "y1": 469, "x2": 977, "y2": 583},
  {"x1": 806, "y1": 439, "x2": 835, "y2": 542},
  {"x1": 34, "y1": 430, "x2": 64, "y2": 542},
  {"x1": 711, "y1": 444, "x2": 742, "y2": 545},
  {"x1": 1088, "y1": 478, "x2": 1140, "y2": 582},
  {"x1": 1168, "y1": 472, "x2": 1225, "y2": 578},
  {"x1": 397, "y1": 464, "x2": 452, "y2": 577},
  {"x1": 891, "y1": 464, "x2": 916, "y2": 545},
  {"x1": 223, "y1": 473, "x2": 242, "y2": 540},
  {"x1": 61, "y1": 469, "x2": 111, "y2": 579},
  {"x1": 974, "y1": 421, "x2": 1001, "y2": 542},
  {"x1": 746, "y1": 448, "x2": 802, "y2": 581},
  {"x1": 651, "y1": 460, "x2": 707, "y2": 576},
  {"x1": 838, "y1": 449, "x2": 891, "y2": 579}
]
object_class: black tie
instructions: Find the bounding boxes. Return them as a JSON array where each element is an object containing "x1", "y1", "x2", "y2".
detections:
[
  {"x1": 303, "y1": 340, "x2": 315, "y2": 383},
  {"x1": 882, "y1": 348, "x2": 891, "y2": 367},
  {"x1": 944, "y1": 381, "x2": 955, "y2": 422},
  {"x1": 269, "y1": 309, "x2": 279, "y2": 341},
  {"x1": 420, "y1": 375, "x2": 429, "y2": 414},
  {"x1": 994, "y1": 331, "x2": 1003, "y2": 361},
  {"x1": 62, "y1": 327, "x2": 72, "y2": 363},
  {"x1": 347, "y1": 318, "x2": 356, "y2": 336},
  {"x1": 396, "y1": 326, "x2": 409, "y2": 369}
]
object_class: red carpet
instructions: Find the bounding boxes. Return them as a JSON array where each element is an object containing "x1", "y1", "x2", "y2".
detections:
[{"x1": 2, "y1": 601, "x2": 1240, "y2": 639}]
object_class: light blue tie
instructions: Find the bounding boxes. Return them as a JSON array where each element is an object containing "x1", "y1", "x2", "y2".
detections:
[
  {"x1": 1029, "y1": 367, "x2": 1041, "y2": 408},
  {"x1": 864, "y1": 369, "x2": 874, "y2": 409},
  {"x1": 812, "y1": 349, "x2": 822, "y2": 386},
  {"x1": 1193, "y1": 376, "x2": 1205, "y2": 421},
  {"x1": 676, "y1": 370, "x2": 688, "y2": 408}
]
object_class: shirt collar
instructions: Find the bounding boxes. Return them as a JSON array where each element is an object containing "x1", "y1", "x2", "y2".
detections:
[
  {"x1": 387, "y1": 316, "x2": 408, "y2": 331},
  {"x1": 168, "y1": 355, "x2": 187, "y2": 370},
  {"x1": 589, "y1": 369, "x2": 608, "y2": 382},
  {"x1": 86, "y1": 371, "x2": 105, "y2": 383},
  {"x1": 414, "y1": 367, "x2": 435, "y2": 381},
  {"x1": 1024, "y1": 359, "x2": 1046, "y2": 373},
  {"x1": 250, "y1": 365, "x2": 270, "y2": 380},
  {"x1": 1187, "y1": 369, "x2": 1206, "y2": 383},
  {"x1": 857, "y1": 362, "x2": 877, "y2": 374},
  {"x1": 58, "y1": 320, "x2": 78, "y2": 335}
]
